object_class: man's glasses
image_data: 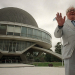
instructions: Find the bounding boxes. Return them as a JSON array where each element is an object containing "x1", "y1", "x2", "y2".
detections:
[{"x1": 67, "y1": 9, "x2": 75, "y2": 13}]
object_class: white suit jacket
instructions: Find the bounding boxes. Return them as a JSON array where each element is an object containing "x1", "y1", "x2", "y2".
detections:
[{"x1": 54, "y1": 19, "x2": 75, "y2": 59}]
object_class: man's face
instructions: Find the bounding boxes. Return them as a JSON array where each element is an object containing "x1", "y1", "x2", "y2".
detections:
[{"x1": 66, "y1": 7, "x2": 75, "y2": 20}]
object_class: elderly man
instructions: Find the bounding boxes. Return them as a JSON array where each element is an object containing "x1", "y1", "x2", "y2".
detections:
[{"x1": 54, "y1": 6, "x2": 75, "y2": 75}]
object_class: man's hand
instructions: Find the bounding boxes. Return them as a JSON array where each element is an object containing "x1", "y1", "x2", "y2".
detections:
[{"x1": 56, "y1": 12, "x2": 66, "y2": 26}]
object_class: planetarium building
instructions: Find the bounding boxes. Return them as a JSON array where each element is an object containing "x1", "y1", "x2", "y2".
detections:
[{"x1": 0, "y1": 7, "x2": 52, "y2": 63}]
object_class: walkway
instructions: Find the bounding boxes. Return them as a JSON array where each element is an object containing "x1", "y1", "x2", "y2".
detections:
[
  {"x1": 0, "y1": 64, "x2": 34, "y2": 68},
  {"x1": 0, "y1": 64, "x2": 65, "y2": 75}
]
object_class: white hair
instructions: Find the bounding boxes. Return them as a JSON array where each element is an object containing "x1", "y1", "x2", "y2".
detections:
[{"x1": 66, "y1": 6, "x2": 75, "y2": 14}]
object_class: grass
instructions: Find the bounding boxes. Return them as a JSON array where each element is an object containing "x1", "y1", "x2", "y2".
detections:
[{"x1": 30, "y1": 62, "x2": 63, "y2": 67}]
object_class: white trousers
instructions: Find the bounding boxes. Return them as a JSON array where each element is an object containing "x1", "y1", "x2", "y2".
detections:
[{"x1": 64, "y1": 50, "x2": 75, "y2": 75}]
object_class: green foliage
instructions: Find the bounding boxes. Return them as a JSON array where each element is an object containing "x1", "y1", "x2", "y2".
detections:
[
  {"x1": 45, "y1": 53, "x2": 62, "y2": 62},
  {"x1": 31, "y1": 62, "x2": 62, "y2": 67},
  {"x1": 35, "y1": 58, "x2": 40, "y2": 62},
  {"x1": 55, "y1": 42, "x2": 61, "y2": 54},
  {"x1": 34, "y1": 52, "x2": 46, "y2": 62},
  {"x1": 45, "y1": 54, "x2": 52, "y2": 62}
]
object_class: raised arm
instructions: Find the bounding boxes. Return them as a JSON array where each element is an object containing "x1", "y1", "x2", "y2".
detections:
[
  {"x1": 54, "y1": 12, "x2": 66, "y2": 38},
  {"x1": 56, "y1": 12, "x2": 66, "y2": 26}
]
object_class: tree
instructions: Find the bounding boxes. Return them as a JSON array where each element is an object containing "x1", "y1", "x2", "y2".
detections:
[
  {"x1": 44, "y1": 49, "x2": 54, "y2": 62},
  {"x1": 45, "y1": 53, "x2": 52, "y2": 62},
  {"x1": 55, "y1": 42, "x2": 61, "y2": 54}
]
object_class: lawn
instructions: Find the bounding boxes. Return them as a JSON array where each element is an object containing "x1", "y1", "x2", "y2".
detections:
[{"x1": 31, "y1": 62, "x2": 63, "y2": 67}]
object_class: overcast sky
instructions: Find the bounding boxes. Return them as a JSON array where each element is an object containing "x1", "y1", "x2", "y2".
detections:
[{"x1": 0, "y1": 0, "x2": 75, "y2": 51}]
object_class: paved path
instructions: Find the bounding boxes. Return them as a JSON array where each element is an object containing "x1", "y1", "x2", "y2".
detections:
[
  {"x1": 0, "y1": 64, "x2": 34, "y2": 68},
  {"x1": 0, "y1": 64, "x2": 65, "y2": 75}
]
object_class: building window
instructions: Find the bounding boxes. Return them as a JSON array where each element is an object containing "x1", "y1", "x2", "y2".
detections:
[
  {"x1": 7, "y1": 25, "x2": 14, "y2": 32},
  {"x1": 37, "y1": 30, "x2": 42, "y2": 40},
  {"x1": 47, "y1": 34, "x2": 50, "y2": 43},
  {"x1": 27, "y1": 28, "x2": 33, "y2": 38},
  {"x1": 7, "y1": 32, "x2": 13, "y2": 35},
  {"x1": 14, "y1": 33, "x2": 20, "y2": 36},
  {"x1": 33, "y1": 29, "x2": 37, "y2": 39},
  {"x1": 16, "y1": 41, "x2": 21, "y2": 51},
  {"x1": 0, "y1": 24, "x2": 7, "y2": 35},
  {"x1": 42, "y1": 32, "x2": 46, "y2": 41},
  {"x1": 21, "y1": 41, "x2": 25, "y2": 51},
  {"x1": 14, "y1": 26, "x2": 21, "y2": 33},
  {"x1": 0, "y1": 40, "x2": 3, "y2": 50},
  {"x1": 21, "y1": 27, "x2": 27, "y2": 37},
  {"x1": 3, "y1": 40, "x2": 9, "y2": 51}
]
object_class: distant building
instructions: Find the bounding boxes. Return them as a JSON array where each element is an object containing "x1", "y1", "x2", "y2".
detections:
[{"x1": 0, "y1": 7, "x2": 52, "y2": 63}]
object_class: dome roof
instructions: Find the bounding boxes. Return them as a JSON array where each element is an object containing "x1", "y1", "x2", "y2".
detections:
[{"x1": 0, "y1": 7, "x2": 38, "y2": 27}]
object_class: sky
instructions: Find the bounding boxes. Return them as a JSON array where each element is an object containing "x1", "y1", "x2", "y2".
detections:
[{"x1": 0, "y1": 0, "x2": 75, "y2": 51}]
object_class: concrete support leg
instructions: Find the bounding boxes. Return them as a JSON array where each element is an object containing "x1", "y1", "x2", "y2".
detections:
[
  {"x1": 0, "y1": 53, "x2": 3, "y2": 59},
  {"x1": 0, "y1": 53, "x2": 3, "y2": 63},
  {"x1": 20, "y1": 54, "x2": 27, "y2": 64},
  {"x1": 37, "y1": 52, "x2": 42, "y2": 58}
]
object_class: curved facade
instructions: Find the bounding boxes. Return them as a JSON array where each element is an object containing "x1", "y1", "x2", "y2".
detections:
[
  {"x1": 0, "y1": 7, "x2": 52, "y2": 63},
  {"x1": 0, "y1": 7, "x2": 38, "y2": 27}
]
